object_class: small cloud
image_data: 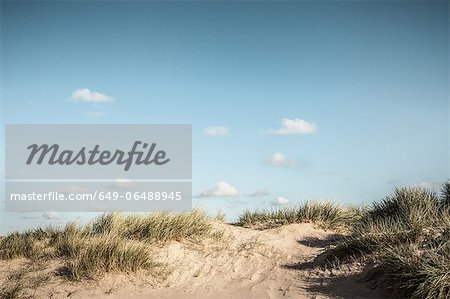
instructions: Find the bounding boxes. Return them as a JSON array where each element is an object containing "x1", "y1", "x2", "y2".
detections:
[
  {"x1": 196, "y1": 181, "x2": 238, "y2": 198},
  {"x1": 267, "y1": 118, "x2": 317, "y2": 135},
  {"x1": 244, "y1": 190, "x2": 270, "y2": 197},
  {"x1": 265, "y1": 153, "x2": 304, "y2": 168},
  {"x1": 203, "y1": 126, "x2": 229, "y2": 136},
  {"x1": 43, "y1": 211, "x2": 59, "y2": 220},
  {"x1": 70, "y1": 88, "x2": 114, "y2": 103},
  {"x1": 272, "y1": 196, "x2": 289, "y2": 206}
]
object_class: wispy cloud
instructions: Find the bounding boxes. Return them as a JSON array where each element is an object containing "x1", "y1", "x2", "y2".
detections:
[
  {"x1": 195, "y1": 181, "x2": 238, "y2": 198},
  {"x1": 244, "y1": 190, "x2": 270, "y2": 197},
  {"x1": 203, "y1": 126, "x2": 229, "y2": 136},
  {"x1": 71, "y1": 88, "x2": 114, "y2": 103},
  {"x1": 272, "y1": 196, "x2": 289, "y2": 206},
  {"x1": 265, "y1": 153, "x2": 304, "y2": 168},
  {"x1": 267, "y1": 118, "x2": 317, "y2": 135}
]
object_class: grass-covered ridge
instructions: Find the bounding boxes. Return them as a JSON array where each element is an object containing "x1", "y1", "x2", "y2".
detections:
[
  {"x1": 237, "y1": 181, "x2": 450, "y2": 298},
  {"x1": 1, "y1": 183, "x2": 449, "y2": 298},
  {"x1": 0, "y1": 209, "x2": 213, "y2": 281},
  {"x1": 237, "y1": 201, "x2": 366, "y2": 231},
  {"x1": 237, "y1": 182, "x2": 450, "y2": 299},
  {"x1": 319, "y1": 183, "x2": 450, "y2": 299}
]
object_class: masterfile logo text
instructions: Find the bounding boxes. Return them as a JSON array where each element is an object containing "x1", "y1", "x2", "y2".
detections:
[{"x1": 6, "y1": 124, "x2": 191, "y2": 180}]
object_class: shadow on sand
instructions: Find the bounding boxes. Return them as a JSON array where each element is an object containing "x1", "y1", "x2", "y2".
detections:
[
  {"x1": 297, "y1": 234, "x2": 343, "y2": 248},
  {"x1": 282, "y1": 235, "x2": 393, "y2": 299}
]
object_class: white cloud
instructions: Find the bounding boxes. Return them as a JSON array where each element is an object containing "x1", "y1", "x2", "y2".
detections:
[
  {"x1": 203, "y1": 126, "x2": 229, "y2": 136},
  {"x1": 245, "y1": 190, "x2": 270, "y2": 197},
  {"x1": 270, "y1": 153, "x2": 288, "y2": 166},
  {"x1": 272, "y1": 196, "x2": 289, "y2": 206},
  {"x1": 268, "y1": 118, "x2": 317, "y2": 135},
  {"x1": 266, "y1": 153, "x2": 303, "y2": 168},
  {"x1": 71, "y1": 88, "x2": 114, "y2": 103},
  {"x1": 43, "y1": 211, "x2": 59, "y2": 220},
  {"x1": 196, "y1": 181, "x2": 238, "y2": 198}
]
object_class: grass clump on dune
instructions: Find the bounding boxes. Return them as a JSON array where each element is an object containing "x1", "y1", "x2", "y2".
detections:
[
  {"x1": 323, "y1": 182, "x2": 450, "y2": 299},
  {"x1": 63, "y1": 235, "x2": 157, "y2": 280},
  {"x1": 0, "y1": 227, "x2": 61, "y2": 260},
  {"x1": 441, "y1": 181, "x2": 450, "y2": 210},
  {"x1": 237, "y1": 201, "x2": 365, "y2": 231},
  {"x1": 0, "y1": 209, "x2": 213, "y2": 281},
  {"x1": 378, "y1": 240, "x2": 450, "y2": 299},
  {"x1": 85, "y1": 209, "x2": 212, "y2": 243},
  {"x1": 236, "y1": 182, "x2": 450, "y2": 298}
]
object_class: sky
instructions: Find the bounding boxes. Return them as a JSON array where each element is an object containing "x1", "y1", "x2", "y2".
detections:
[{"x1": 0, "y1": 1, "x2": 449, "y2": 233}]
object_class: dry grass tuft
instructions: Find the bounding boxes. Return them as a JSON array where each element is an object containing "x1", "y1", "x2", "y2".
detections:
[
  {"x1": 0, "y1": 209, "x2": 214, "y2": 283},
  {"x1": 321, "y1": 182, "x2": 450, "y2": 299}
]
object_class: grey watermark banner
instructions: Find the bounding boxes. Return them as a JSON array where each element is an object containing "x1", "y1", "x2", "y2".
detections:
[
  {"x1": 6, "y1": 124, "x2": 191, "y2": 180},
  {"x1": 5, "y1": 124, "x2": 192, "y2": 212},
  {"x1": 6, "y1": 181, "x2": 192, "y2": 212}
]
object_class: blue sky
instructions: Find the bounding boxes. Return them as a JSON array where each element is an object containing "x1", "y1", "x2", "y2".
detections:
[{"x1": 1, "y1": 1, "x2": 449, "y2": 233}]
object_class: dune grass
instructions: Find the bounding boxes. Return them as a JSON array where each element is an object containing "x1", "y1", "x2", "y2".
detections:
[
  {"x1": 0, "y1": 209, "x2": 213, "y2": 281},
  {"x1": 321, "y1": 183, "x2": 450, "y2": 299},
  {"x1": 2, "y1": 183, "x2": 450, "y2": 298},
  {"x1": 237, "y1": 201, "x2": 366, "y2": 231},
  {"x1": 236, "y1": 181, "x2": 450, "y2": 298},
  {"x1": 62, "y1": 235, "x2": 157, "y2": 280}
]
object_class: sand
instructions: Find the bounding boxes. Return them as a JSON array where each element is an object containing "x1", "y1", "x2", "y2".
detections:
[{"x1": 0, "y1": 223, "x2": 388, "y2": 299}]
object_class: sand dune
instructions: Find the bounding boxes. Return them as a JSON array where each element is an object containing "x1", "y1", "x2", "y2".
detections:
[{"x1": 0, "y1": 222, "x2": 387, "y2": 299}]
